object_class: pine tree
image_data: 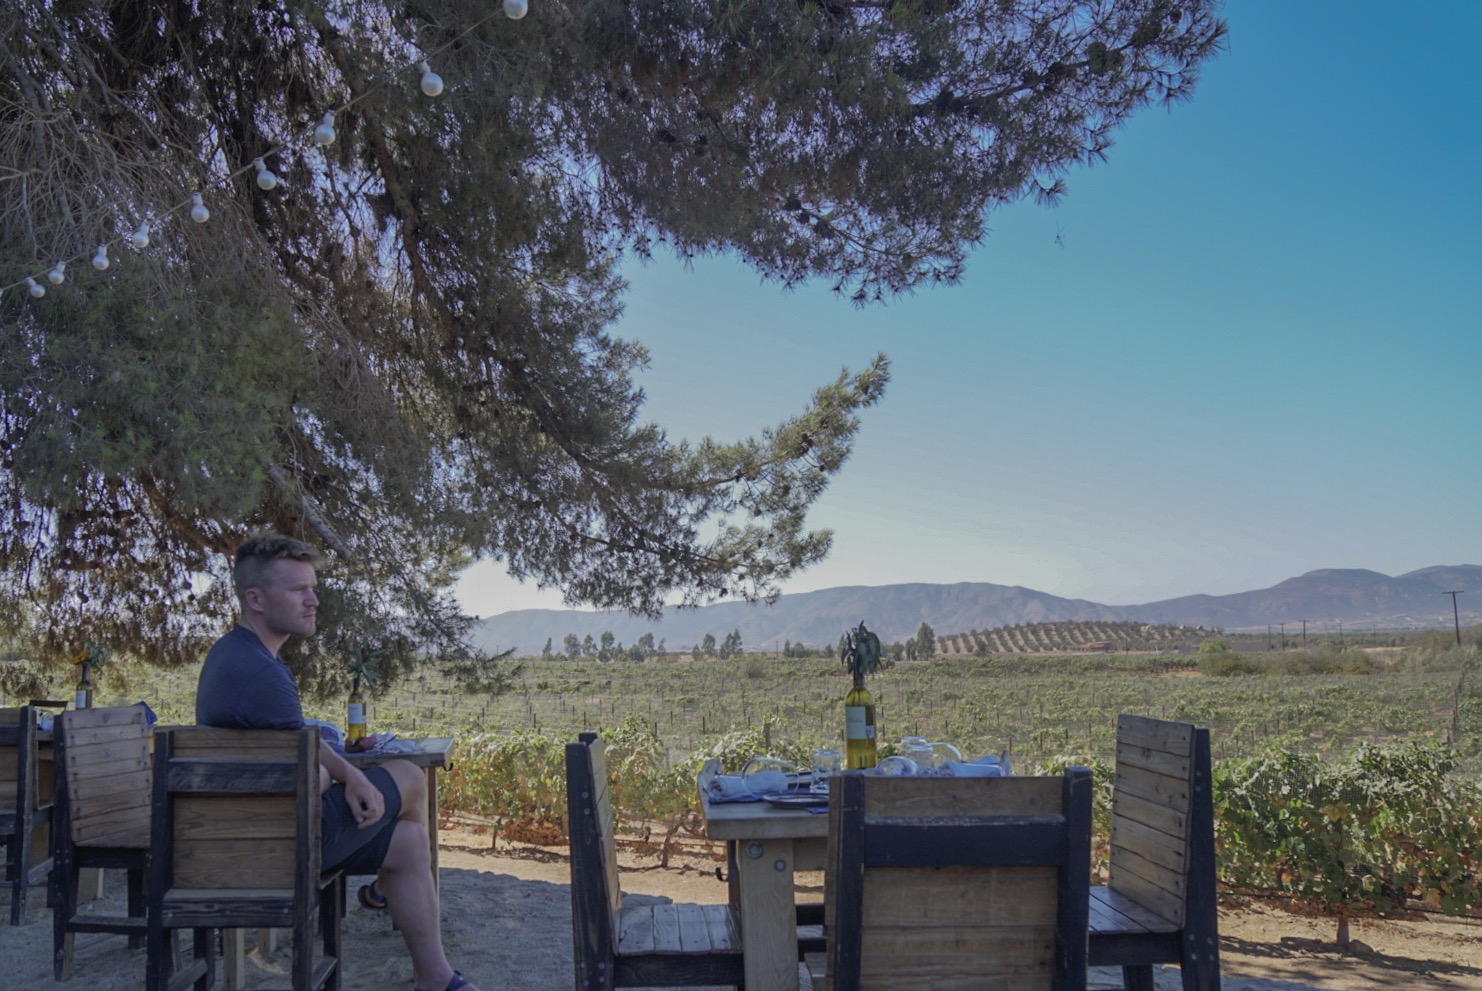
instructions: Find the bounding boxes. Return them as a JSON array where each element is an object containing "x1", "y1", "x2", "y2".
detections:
[{"x1": 0, "y1": 1, "x2": 1224, "y2": 693}]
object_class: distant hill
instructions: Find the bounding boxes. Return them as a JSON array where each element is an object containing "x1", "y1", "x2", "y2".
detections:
[{"x1": 470, "y1": 565, "x2": 1482, "y2": 655}]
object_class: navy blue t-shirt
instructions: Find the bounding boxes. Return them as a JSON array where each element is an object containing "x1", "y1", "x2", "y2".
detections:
[{"x1": 195, "y1": 625, "x2": 305, "y2": 730}]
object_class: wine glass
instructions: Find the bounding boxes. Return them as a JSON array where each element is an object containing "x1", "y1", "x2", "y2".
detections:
[
  {"x1": 741, "y1": 757, "x2": 795, "y2": 797},
  {"x1": 810, "y1": 749, "x2": 842, "y2": 794}
]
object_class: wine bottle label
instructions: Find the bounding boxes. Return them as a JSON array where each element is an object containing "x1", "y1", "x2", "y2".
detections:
[
  {"x1": 347, "y1": 703, "x2": 364, "y2": 723},
  {"x1": 845, "y1": 706, "x2": 870, "y2": 739},
  {"x1": 75, "y1": 690, "x2": 88, "y2": 709}
]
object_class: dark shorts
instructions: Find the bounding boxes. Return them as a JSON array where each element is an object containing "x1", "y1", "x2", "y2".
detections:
[{"x1": 322, "y1": 765, "x2": 402, "y2": 872}]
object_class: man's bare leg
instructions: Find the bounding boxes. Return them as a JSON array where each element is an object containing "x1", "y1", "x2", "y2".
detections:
[
  {"x1": 370, "y1": 760, "x2": 429, "y2": 907},
  {"x1": 378, "y1": 819, "x2": 481, "y2": 991}
]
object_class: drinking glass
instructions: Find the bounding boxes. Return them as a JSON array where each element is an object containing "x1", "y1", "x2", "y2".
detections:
[
  {"x1": 811, "y1": 749, "x2": 842, "y2": 794},
  {"x1": 904, "y1": 740, "x2": 936, "y2": 774},
  {"x1": 876, "y1": 755, "x2": 918, "y2": 776},
  {"x1": 741, "y1": 757, "x2": 795, "y2": 798}
]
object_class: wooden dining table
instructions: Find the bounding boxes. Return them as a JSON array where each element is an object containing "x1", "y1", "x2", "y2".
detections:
[{"x1": 700, "y1": 788, "x2": 830, "y2": 991}]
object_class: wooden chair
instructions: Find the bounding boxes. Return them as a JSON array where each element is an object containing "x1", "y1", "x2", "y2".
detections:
[
  {"x1": 51, "y1": 705, "x2": 153, "y2": 979},
  {"x1": 147, "y1": 725, "x2": 343, "y2": 991},
  {"x1": 567, "y1": 732, "x2": 744, "y2": 990},
  {"x1": 1, "y1": 705, "x2": 54, "y2": 925},
  {"x1": 819, "y1": 767, "x2": 1092, "y2": 991},
  {"x1": 1088, "y1": 714, "x2": 1220, "y2": 991}
]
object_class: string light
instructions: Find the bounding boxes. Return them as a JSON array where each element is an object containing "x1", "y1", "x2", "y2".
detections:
[
  {"x1": 313, "y1": 111, "x2": 337, "y2": 146},
  {"x1": 254, "y1": 158, "x2": 278, "y2": 190},
  {"x1": 419, "y1": 62, "x2": 444, "y2": 97},
  {"x1": 4, "y1": 2, "x2": 533, "y2": 298}
]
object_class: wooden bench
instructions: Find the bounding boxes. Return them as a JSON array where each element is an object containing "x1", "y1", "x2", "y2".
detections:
[
  {"x1": 817, "y1": 767, "x2": 1093, "y2": 991},
  {"x1": 567, "y1": 732, "x2": 744, "y2": 990},
  {"x1": 51, "y1": 704, "x2": 153, "y2": 979},
  {"x1": 147, "y1": 726, "x2": 343, "y2": 991},
  {"x1": 1, "y1": 705, "x2": 54, "y2": 925},
  {"x1": 1088, "y1": 714, "x2": 1220, "y2": 991}
]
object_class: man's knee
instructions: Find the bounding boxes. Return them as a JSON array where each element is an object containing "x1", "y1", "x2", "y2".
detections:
[
  {"x1": 384, "y1": 819, "x2": 431, "y2": 871},
  {"x1": 386, "y1": 760, "x2": 426, "y2": 803}
]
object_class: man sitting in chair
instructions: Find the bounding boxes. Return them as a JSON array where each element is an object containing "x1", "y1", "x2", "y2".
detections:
[{"x1": 196, "y1": 533, "x2": 480, "y2": 991}]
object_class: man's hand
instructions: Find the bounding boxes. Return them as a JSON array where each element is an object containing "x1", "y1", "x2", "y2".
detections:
[{"x1": 343, "y1": 769, "x2": 386, "y2": 829}]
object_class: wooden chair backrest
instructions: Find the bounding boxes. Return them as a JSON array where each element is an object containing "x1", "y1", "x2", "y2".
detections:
[
  {"x1": 152, "y1": 726, "x2": 317, "y2": 894},
  {"x1": 55, "y1": 705, "x2": 152, "y2": 847},
  {"x1": 1108, "y1": 713, "x2": 1201, "y2": 927},
  {"x1": 826, "y1": 769, "x2": 1092, "y2": 991},
  {"x1": 567, "y1": 733, "x2": 624, "y2": 946},
  {"x1": 0, "y1": 707, "x2": 37, "y2": 811}
]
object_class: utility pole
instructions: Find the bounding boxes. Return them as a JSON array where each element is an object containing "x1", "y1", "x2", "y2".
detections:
[
  {"x1": 1300, "y1": 619, "x2": 1307, "y2": 648},
  {"x1": 1279, "y1": 622, "x2": 1286, "y2": 649},
  {"x1": 1444, "y1": 590, "x2": 1465, "y2": 645}
]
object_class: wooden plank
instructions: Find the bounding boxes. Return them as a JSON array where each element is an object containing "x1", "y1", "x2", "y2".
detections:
[
  {"x1": 616, "y1": 904, "x2": 657, "y2": 954},
  {"x1": 77, "y1": 823, "x2": 151, "y2": 849},
  {"x1": 1116, "y1": 714, "x2": 1194, "y2": 756},
  {"x1": 1109, "y1": 851, "x2": 1186, "y2": 925},
  {"x1": 61, "y1": 720, "x2": 149, "y2": 749},
  {"x1": 1116, "y1": 741, "x2": 1192, "y2": 781},
  {"x1": 174, "y1": 796, "x2": 297, "y2": 839},
  {"x1": 858, "y1": 924, "x2": 1055, "y2": 986},
  {"x1": 1112, "y1": 816, "x2": 1187, "y2": 875},
  {"x1": 673, "y1": 903, "x2": 713, "y2": 953},
  {"x1": 861, "y1": 867, "x2": 1058, "y2": 928},
  {"x1": 588, "y1": 741, "x2": 623, "y2": 923},
  {"x1": 1113, "y1": 789, "x2": 1187, "y2": 840},
  {"x1": 1115, "y1": 765, "x2": 1191, "y2": 813},
  {"x1": 860, "y1": 775, "x2": 1061, "y2": 818},
  {"x1": 651, "y1": 903, "x2": 683, "y2": 953},
  {"x1": 863, "y1": 816, "x2": 1066, "y2": 868},
  {"x1": 167, "y1": 758, "x2": 298, "y2": 792},
  {"x1": 72, "y1": 806, "x2": 151, "y2": 843},
  {"x1": 1089, "y1": 885, "x2": 1178, "y2": 934},
  {"x1": 167, "y1": 728, "x2": 300, "y2": 758},
  {"x1": 701, "y1": 902, "x2": 740, "y2": 953}
]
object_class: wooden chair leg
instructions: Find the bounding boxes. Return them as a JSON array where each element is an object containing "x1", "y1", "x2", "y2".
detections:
[
  {"x1": 1123, "y1": 964, "x2": 1156, "y2": 991},
  {"x1": 129, "y1": 868, "x2": 148, "y2": 949},
  {"x1": 52, "y1": 858, "x2": 78, "y2": 979},
  {"x1": 10, "y1": 828, "x2": 30, "y2": 924},
  {"x1": 192, "y1": 928, "x2": 214, "y2": 991}
]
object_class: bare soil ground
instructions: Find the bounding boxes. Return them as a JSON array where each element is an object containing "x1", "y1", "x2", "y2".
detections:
[{"x1": 8, "y1": 827, "x2": 1480, "y2": 990}]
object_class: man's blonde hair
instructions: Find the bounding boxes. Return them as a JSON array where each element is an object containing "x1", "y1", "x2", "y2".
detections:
[{"x1": 233, "y1": 534, "x2": 323, "y2": 602}]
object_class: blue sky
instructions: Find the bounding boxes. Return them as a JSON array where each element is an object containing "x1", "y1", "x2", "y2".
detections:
[{"x1": 459, "y1": 0, "x2": 1482, "y2": 618}]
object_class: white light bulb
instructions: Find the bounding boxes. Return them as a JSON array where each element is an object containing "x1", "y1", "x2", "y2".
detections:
[
  {"x1": 26, "y1": 277, "x2": 45, "y2": 298},
  {"x1": 92, "y1": 244, "x2": 110, "y2": 271},
  {"x1": 47, "y1": 261, "x2": 66, "y2": 285},
  {"x1": 419, "y1": 62, "x2": 444, "y2": 97},
  {"x1": 314, "y1": 111, "x2": 337, "y2": 146},
  {"x1": 254, "y1": 158, "x2": 278, "y2": 190},
  {"x1": 504, "y1": 0, "x2": 528, "y2": 19},
  {"x1": 131, "y1": 222, "x2": 150, "y2": 250},
  {"x1": 190, "y1": 192, "x2": 210, "y2": 223}
]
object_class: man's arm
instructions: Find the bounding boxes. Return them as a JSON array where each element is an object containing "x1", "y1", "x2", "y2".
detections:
[{"x1": 320, "y1": 738, "x2": 386, "y2": 828}]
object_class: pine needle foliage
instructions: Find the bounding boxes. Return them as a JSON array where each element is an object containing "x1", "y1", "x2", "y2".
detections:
[{"x1": 0, "y1": 1, "x2": 1224, "y2": 695}]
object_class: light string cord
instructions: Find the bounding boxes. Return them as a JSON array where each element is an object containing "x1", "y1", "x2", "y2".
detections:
[{"x1": 2, "y1": 2, "x2": 527, "y2": 298}]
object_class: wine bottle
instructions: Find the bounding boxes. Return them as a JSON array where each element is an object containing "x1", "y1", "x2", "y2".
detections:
[
  {"x1": 75, "y1": 662, "x2": 94, "y2": 710},
  {"x1": 346, "y1": 673, "x2": 367, "y2": 745},
  {"x1": 844, "y1": 671, "x2": 877, "y2": 769}
]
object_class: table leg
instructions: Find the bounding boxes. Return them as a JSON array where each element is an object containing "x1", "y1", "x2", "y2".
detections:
[
  {"x1": 427, "y1": 766, "x2": 440, "y2": 892},
  {"x1": 733, "y1": 837, "x2": 801, "y2": 991}
]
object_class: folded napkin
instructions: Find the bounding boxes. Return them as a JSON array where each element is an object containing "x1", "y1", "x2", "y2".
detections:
[
  {"x1": 699, "y1": 758, "x2": 761, "y2": 803},
  {"x1": 940, "y1": 756, "x2": 1006, "y2": 778}
]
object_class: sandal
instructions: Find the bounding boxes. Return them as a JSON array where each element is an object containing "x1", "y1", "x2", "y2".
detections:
[
  {"x1": 358, "y1": 881, "x2": 388, "y2": 911},
  {"x1": 415, "y1": 971, "x2": 469, "y2": 991}
]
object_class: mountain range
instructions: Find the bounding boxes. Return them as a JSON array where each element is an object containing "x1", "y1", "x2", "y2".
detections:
[{"x1": 470, "y1": 565, "x2": 1482, "y2": 655}]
